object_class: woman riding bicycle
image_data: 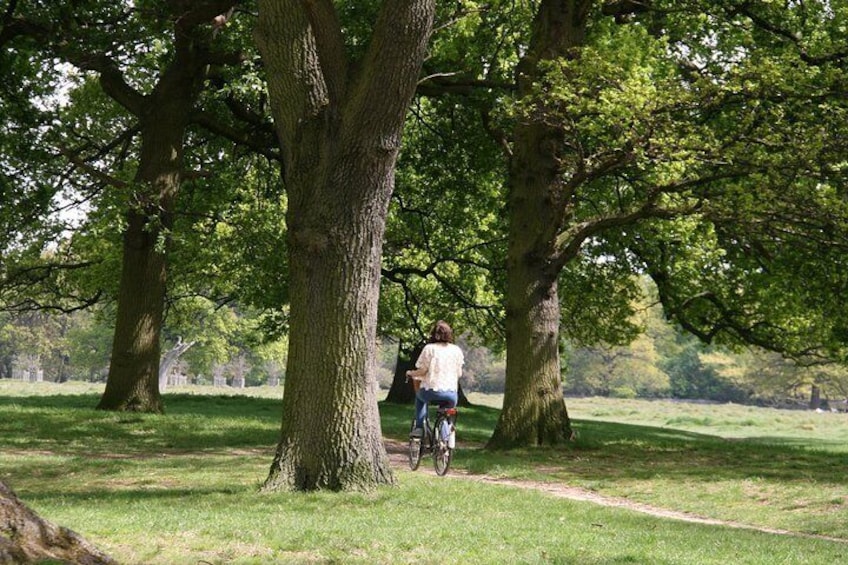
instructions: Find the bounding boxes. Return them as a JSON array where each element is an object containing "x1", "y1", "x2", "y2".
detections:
[{"x1": 406, "y1": 320, "x2": 464, "y2": 438}]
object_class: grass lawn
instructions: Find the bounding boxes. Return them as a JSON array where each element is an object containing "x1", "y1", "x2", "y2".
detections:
[{"x1": 1, "y1": 380, "x2": 847, "y2": 564}]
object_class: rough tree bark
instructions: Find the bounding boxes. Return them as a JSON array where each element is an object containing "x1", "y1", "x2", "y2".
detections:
[
  {"x1": 488, "y1": 0, "x2": 593, "y2": 448},
  {"x1": 256, "y1": 0, "x2": 436, "y2": 491},
  {"x1": 489, "y1": 252, "x2": 571, "y2": 447},
  {"x1": 0, "y1": 481, "x2": 115, "y2": 565}
]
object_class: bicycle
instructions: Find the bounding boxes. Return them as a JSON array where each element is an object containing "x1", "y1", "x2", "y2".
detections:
[{"x1": 407, "y1": 404, "x2": 457, "y2": 476}]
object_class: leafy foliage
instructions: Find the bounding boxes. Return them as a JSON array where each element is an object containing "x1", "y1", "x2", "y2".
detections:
[
  {"x1": 494, "y1": 1, "x2": 848, "y2": 365},
  {"x1": 3, "y1": 0, "x2": 848, "y2": 424}
]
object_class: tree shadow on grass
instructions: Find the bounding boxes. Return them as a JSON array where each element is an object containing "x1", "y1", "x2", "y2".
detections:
[
  {"x1": 380, "y1": 400, "x2": 848, "y2": 486},
  {"x1": 461, "y1": 418, "x2": 848, "y2": 487},
  {"x1": 5, "y1": 392, "x2": 847, "y2": 489},
  {"x1": 0, "y1": 393, "x2": 281, "y2": 455},
  {"x1": 17, "y1": 483, "x2": 254, "y2": 507},
  {"x1": 0, "y1": 392, "x2": 102, "y2": 410},
  {"x1": 0, "y1": 392, "x2": 282, "y2": 416},
  {"x1": 0, "y1": 451, "x2": 272, "y2": 511}
]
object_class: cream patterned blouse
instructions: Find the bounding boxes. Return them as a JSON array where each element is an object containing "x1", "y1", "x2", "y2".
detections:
[{"x1": 415, "y1": 342, "x2": 464, "y2": 391}]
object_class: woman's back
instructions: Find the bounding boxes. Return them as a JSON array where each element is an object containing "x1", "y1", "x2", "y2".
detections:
[{"x1": 417, "y1": 342, "x2": 464, "y2": 391}]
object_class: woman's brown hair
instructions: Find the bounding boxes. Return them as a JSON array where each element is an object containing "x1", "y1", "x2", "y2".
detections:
[{"x1": 429, "y1": 320, "x2": 454, "y2": 343}]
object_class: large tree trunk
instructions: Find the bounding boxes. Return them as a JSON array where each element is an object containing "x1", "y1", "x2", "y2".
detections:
[
  {"x1": 488, "y1": 133, "x2": 572, "y2": 446},
  {"x1": 97, "y1": 206, "x2": 170, "y2": 412},
  {"x1": 488, "y1": 0, "x2": 591, "y2": 448},
  {"x1": 266, "y1": 174, "x2": 395, "y2": 490},
  {"x1": 1, "y1": 481, "x2": 116, "y2": 565},
  {"x1": 256, "y1": 0, "x2": 435, "y2": 491},
  {"x1": 97, "y1": 24, "x2": 208, "y2": 413},
  {"x1": 489, "y1": 255, "x2": 570, "y2": 447}
]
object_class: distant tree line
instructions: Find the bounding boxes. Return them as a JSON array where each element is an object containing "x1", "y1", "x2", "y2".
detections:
[{"x1": 0, "y1": 305, "x2": 288, "y2": 388}]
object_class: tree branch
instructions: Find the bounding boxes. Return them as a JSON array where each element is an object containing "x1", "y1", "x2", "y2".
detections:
[
  {"x1": 1, "y1": 261, "x2": 104, "y2": 314},
  {"x1": 346, "y1": 0, "x2": 436, "y2": 141},
  {"x1": 56, "y1": 146, "x2": 132, "y2": 190},
  {"x1": 301, "y1": 0, "x2": 348, "y2": 104},
  {"x1": 190, "y1": 109, "x2": 282, "y2": 162},
  {"x1": 172, "y1": 0, "x2": 244, "y2": 30},
  {"x1": 60, "y1": 50, "x2": 146, "y2": 116},
  {"x1": 416, "y1": 74, "x2": 515, "y2": 98},
  {"x1": 735, "y1": 3, "x2": 847, "y2": 66}
]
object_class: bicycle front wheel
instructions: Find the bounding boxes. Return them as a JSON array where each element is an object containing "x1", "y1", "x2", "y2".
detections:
[
  {"x1": 408, "y1": 437, "x2": 423, "y2": 470},
  {"x1": 408, "y1": 425, "x2": 424, "y2": 470}
]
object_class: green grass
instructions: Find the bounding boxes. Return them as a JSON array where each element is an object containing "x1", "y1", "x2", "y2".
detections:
[{"x1": 2, "y1": 381, "x2": 848, "y2": 564}]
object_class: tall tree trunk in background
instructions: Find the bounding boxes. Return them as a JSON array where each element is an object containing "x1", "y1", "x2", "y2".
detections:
[
  {"x1": 489, "y1": 0, "x2": 592, "y2": 448},
  {"x1": 385, "y1": 341, "x2": 424, "y2": 404},
  {"x1": 810, "y1": 384, "x2": 822, "y2": 410},
  {"x1": 97, "y1": 203, "x2": 172, "y2": 412},
  {"x1": 97, "y1": 21, "x2": 212, "y2": 412},
  {"x1": 489, "y1": 251, "x2": 569, "y2": 447},
  {"x1": 256, "y1": 0, "x2": 435, "y2": 491}
]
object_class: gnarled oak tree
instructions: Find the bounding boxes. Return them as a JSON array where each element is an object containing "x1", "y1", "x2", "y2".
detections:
[{"x1": 255, "y1": 0, "x2": 435, "y2": 491}]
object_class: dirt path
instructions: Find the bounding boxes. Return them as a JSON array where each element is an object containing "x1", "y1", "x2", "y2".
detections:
[{"x1": 384, "y1": 438, "x2": 848, "y2": 544}]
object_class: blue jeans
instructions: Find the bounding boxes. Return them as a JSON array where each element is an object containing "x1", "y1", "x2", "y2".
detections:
[{"x1": 415, "y1": 389, "x2": 458, "y2": 429}]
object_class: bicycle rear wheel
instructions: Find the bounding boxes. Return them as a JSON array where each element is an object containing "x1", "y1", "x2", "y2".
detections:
[{"x1": 433, "y1": 417, "x2": 453, "y2": 476}]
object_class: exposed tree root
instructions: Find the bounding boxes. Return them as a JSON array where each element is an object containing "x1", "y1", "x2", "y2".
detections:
[{"x1": 1, "y1": 481, "x2": 116, "y2": 565}]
